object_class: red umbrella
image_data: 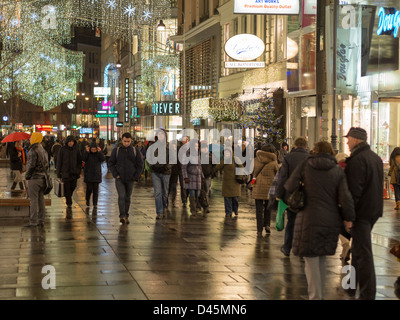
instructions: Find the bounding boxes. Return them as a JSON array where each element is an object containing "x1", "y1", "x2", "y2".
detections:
[{"x1": 1, "y1": 132, "x2": 31, "y2": 143}]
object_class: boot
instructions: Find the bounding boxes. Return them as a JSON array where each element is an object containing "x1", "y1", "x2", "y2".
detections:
[
  {"x1": 11, "y1": 182, "x2": 17, "y2": 190},
  {"x1": 189, "y1": 196, "x2": 197, "y2": 215},
  {"x1": 19, "y1": 182, "x2": 24, "y2": 190},
  {"x1": 396, "y1": 201, "x2": 400, "y2": 210}
]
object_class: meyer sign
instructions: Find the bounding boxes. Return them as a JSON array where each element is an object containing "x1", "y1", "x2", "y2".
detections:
[
  {"x1": 234, "y1": 0, "x2": 300, "y2": 15},
  {"x1": 225, "y1": 34, "x2": 265, "y2": 61}
]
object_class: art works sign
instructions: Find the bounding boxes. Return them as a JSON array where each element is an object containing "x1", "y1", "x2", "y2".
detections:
[{"x1": 234, "y1": 0, "x2": 299, "y2": 15}]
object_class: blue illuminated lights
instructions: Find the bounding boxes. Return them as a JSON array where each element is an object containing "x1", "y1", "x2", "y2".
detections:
[{"x1": 377, "y1": 7, "x2": 400, "y2": 38}]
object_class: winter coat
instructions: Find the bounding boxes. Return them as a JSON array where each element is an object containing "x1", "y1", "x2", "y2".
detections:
[
  {"x1": 276, "y1": 147, "x2": 309, "y2": 202},
  {"x1": 148, "y1": 142, "x2": 172, "y2": 175},
  {"x1": 182, "y1": 152, "x2": 204, "y2": 190},
  {"x1": 388, "y1": 154, "x2": 400, "y2": 185},
  {"x1": 9, "y1": 145, "x2": 23, "y2": 171},
  {"x1": 285, "y1": 153, "x2": 355, "y2": 257},
  {"x1": 215, "y1": 156, "x2": 242, "y2": 198},
  {"x1": 82, "y1": 150, "x2": 105, "y2": 183},
  {"x1": 108, "y1": 145, "x2": 144, "y2": 183},
  {"x1": 25, "y1": 143, "x2": 48, "y2": 180},
  {"x1": 345, "y1": 142, "x2": 383, "y2": 222},
  {"x1": 252, "y1": 151, "x2": 279, "y2": 200},
  {"x1": 57, "y1": 136, "x2": 83, "y2": 181},
  {"x1": 51, "y1": 142, "x2": 62, "y2": 162}
]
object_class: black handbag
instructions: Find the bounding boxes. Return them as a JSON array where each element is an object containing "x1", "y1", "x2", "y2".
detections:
[
  {"x1": 286, "y1": 162, "x2": 307, "y2": 213},
  {"x1": 286, "y1": 181, "x2": 305, "y2": 213}
]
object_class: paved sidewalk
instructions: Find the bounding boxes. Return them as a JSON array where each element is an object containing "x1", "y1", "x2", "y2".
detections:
[{"x1": 0, "y1": 165, "x2": 399, "y2": 300}]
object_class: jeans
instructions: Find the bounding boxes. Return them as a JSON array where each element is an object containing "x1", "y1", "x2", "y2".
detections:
[
  {"x1": 224, "y1": 197, "x2": 238, "y2": 216},
  {"x1": 115, "y1": 179, "x2": 134, "y2": 218},
  {"x1": 86, "y1": 182, "x2": 99, "y2": 206},
  {"x1": 202, "y1": 177, "x2": 212, "y2": 209},
  {"x1": 27, "y1": 178, "x2": 46, "y2": 225},
  {"x1": 255, "y1": 199, "x2": 271, "y2": 232},
  {"x1": 283, "y1": 209, "x2": 297, "y2": 253},
  {"x1": 168, "y1": 174, "x2": 179, "y2": 205},
  {"x1": 188, "y1": 189, "x2": 200, "y2": 198},
  {"x1": 63, "y1": 179, "x2": 77, "y2": 207},
  {"x1": 152, "y1": 172, "x2": 171, "y2": 215}
]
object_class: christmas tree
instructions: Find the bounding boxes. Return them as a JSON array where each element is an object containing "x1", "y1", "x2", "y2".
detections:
[{"x1": 241, "y1": 97, "x2": 285, "y2": 145}]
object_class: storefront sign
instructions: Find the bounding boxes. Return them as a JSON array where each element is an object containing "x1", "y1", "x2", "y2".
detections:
[
  {"x1": 95, "y1": 113, "x2": 118, "y2": 118},
  {"x1": 377, "y1": 7, "x2": 400, "y2": 38},
  {"x1": 234, "y1": 0, "x2": 300, "y2": 15},
  {"x1": 35, "y1": 124, "x2": 53, "y2": 131},
  {"x1": 152, "y1": 102, "x2": 181, "y2": 116},
  {"x1": 304, "y1": 0, "x2": 317, "y2": 15},
  {"x1": 94, "y1": 87, "x2": 111, "y2": 97},
  {"x1": 336, "y1": 5, "x2": 360, "y2": 94},
  {"x1": 225, "y1": 34, "x2": 265, "y2": 61},
  {"x1": 80, "y1": 128, "x2": 93, "y2": 134},
  {"x1": 125, "y1": 78, "x2": 129, "y2": 123},
  {"x1": 225, "y1": 61, "x2": 265, "y2": 68}
]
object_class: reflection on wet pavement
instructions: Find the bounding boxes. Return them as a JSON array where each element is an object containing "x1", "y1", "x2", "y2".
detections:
[{"x1": 0, "y1": 165, "x2": 399, "y2": 300}]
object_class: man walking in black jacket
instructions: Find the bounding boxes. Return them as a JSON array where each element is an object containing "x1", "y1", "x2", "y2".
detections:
[
  {"x1": 57, "y1": 135, "x2": 82, "y2": 217},
  {"x1": 276, "y1": 137, "x2": 309, "y2": 256},
  {"x1": 344, "y1": 127, "x2": 383, "y2": 300},
  {"x1": 109, "y1": 132, "x2": 144, "y2": 224}
]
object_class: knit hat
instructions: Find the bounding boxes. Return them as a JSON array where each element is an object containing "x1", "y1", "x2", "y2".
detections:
[
  {"x1": 30, "y1": 132, "x2": 43, "y2": 145},
  {"x1": 90, "y1": 141, "x2": 98, "y2": 148},
  {"x1": 344, "y1": 127, "x2": 367, "y2": 141}
]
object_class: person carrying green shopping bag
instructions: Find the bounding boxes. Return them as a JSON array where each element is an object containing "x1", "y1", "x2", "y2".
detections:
[{"x1": 276, "y1": 199, "x2": 288, "y2": 231}]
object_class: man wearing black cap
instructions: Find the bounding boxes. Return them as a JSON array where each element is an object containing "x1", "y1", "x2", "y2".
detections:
[{"x1": 344, "y1": 127, "x2": 383, "y2": 300}]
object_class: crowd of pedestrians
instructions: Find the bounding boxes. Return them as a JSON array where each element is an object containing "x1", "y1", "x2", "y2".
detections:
[{"x1": 0, "y1": 126, "x2": 391, "y2": 300}]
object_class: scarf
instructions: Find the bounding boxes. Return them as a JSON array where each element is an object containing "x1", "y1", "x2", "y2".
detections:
[{"x1": 16, "y1": 147, "x2": 25, "y2": 164}]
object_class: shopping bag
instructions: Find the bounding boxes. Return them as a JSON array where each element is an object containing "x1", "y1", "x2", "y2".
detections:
[
  {"x1": 54, "y1": 178, "x2": 64, "y2": 197},
  {"x1": 145, "y1": 159, "x2": 152, "y2": 173},
  {"x1": 275, "y1": 199, "x2": 288, "y2": 231}
]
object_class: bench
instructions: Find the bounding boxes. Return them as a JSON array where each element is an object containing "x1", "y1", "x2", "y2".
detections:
[
  {"x1": 0, "y1": 158, "x2": 9, "y2": 168},
  {"x1": 0, "y1": 191, "x2": 51, "y2": 218}
]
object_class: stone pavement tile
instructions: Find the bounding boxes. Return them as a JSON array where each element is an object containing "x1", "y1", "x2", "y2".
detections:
[{"x1": 1, "y1": 167, "x2": 400, "y2": 300}]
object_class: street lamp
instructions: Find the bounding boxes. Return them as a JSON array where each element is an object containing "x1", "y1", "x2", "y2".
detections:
[{"x1": 157, "y1": 20, "x2": 166, "y2": 31}]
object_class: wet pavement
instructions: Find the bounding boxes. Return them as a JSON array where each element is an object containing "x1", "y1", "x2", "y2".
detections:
[{"x1": 0, "y1": 164, "x2": 399, "y2": 300}]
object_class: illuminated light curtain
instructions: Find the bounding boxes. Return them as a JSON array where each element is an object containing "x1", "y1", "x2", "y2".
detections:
[
  {"x1": 64, "y1": 0, "x2": 171, "y2": 41},
  {"x1": 0, "y1": 0, "x2": 173, "y2": 110}
]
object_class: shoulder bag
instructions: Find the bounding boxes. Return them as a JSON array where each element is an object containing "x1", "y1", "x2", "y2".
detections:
[{"x1": 286, "y1": 161, "x2": 307, "y2": 213}]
